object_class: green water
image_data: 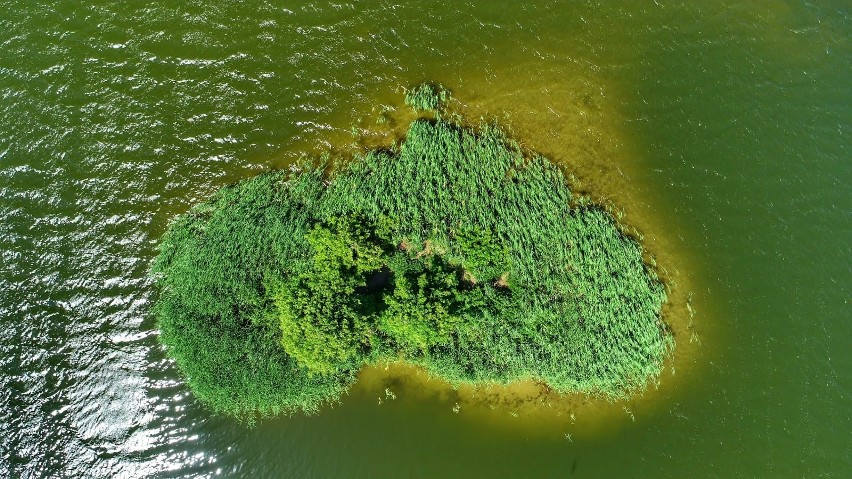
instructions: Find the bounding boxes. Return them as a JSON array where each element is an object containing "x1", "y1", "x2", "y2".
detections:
[{"x1": 1, "y1": 1, "x2": 849, "y2": 477}]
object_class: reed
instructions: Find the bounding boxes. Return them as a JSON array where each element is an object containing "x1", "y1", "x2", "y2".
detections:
[
  {"x1": 152, "y1": 90, "x2": 672, "y2": 418},
  {"x1": 403, "y1": 82, "x2": 449, "y2": 112}
]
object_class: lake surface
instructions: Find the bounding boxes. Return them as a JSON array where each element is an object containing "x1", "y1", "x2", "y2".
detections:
[{"x1": 1, "y1": 1, "x2": 849, "y2": 477}]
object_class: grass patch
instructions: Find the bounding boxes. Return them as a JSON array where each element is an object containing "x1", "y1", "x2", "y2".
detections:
[{"x1": 152, "y1": 88, "x2": 672, "y2": 418}]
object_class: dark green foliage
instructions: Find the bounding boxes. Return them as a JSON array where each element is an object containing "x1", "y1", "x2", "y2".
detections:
[
  {"x1": 378, "y1": 253, "x2": 468, "y2": 353},
  {"x1": 152, "y1": 108, "x2": 672, "y2": 418},
  {"x1": 403, "y1": 82, "x2": 449, "y2": 112},
  {"x1": 455, "y1": 227, "x2": 509, "y2": 284}
]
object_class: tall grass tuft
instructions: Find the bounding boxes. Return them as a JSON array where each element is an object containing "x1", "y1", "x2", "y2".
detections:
[{"x1": 404, "y1": 82, "x2": 449, "y2": 112}]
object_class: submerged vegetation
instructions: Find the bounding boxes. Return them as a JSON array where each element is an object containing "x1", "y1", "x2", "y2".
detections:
[{"x1": 152, "y1": 86, "x2": 672, "y2": 418}]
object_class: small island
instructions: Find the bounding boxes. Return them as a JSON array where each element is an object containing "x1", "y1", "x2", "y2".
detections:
[{"x1": 152, "y1": 85, "x2": 673, "y2": 419}]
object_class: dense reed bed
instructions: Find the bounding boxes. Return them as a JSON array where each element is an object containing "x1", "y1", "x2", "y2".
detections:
[{"x1": 152, "y1": 91, "x2": 672, "y2": 418}]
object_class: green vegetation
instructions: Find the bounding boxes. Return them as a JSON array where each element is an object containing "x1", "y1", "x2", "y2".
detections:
[
  {"x1": 403, "y1": 82, "x2": 449, "y2": 112},
  {"x1": 152, "y1": 88, "x2": 672, "y2": 418},
  {"x1": 273, "y1": 218, "x2": 384, "y2": 375}
]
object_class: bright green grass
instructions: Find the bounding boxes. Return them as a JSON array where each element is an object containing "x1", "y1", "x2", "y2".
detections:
[{"x1": 152, "y1": 91, "x2": 672, "y2": 419}]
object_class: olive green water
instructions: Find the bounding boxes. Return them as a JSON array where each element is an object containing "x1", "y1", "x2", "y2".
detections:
[{"x1": 1, "y1": 1, "x2": 849, "y2": 477}]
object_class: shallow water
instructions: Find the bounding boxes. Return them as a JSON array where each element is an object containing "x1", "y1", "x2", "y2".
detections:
[{"x1": 1, "y1": 1, "x2": 849, "y2": 477}]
